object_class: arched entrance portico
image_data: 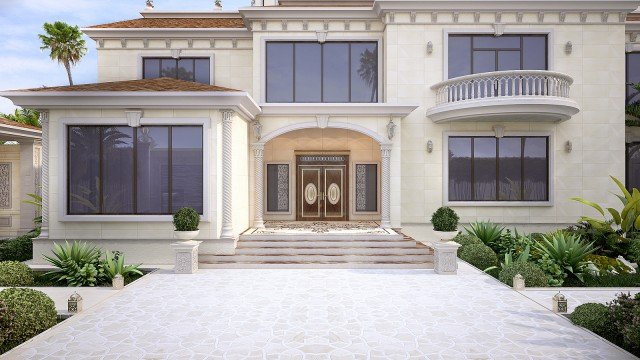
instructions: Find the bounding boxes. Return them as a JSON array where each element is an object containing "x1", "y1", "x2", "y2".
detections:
[{"x1": 252, "y1": 121, "x2": 393, "y2": 229}]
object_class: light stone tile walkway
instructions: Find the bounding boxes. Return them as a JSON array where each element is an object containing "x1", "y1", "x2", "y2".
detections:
[{"x1": 3, "y1": 263, "x2": 636, "y2": 360}]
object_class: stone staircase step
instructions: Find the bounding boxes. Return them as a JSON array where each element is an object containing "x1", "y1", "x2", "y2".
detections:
[
  {"x1": 199, "y1": 262, "x2": 434, "y2": 269},
  {"x1": 238, "y1": 239, "x2": 421, "y2": 248},
  {"x1": 200, "y1": 254, "x2": 433, "y2": 263},
  {"x1": 234, "y1": 246, "x2": 430, "y2": 255}
]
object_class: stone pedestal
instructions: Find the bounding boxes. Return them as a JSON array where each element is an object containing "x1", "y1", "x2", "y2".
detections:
[
  {"x1": 432, "y1": 241, "x2": 461, "y2": 275},
  {"x1": 171, "y1": 241, "x2": 202, "y2": 274}
]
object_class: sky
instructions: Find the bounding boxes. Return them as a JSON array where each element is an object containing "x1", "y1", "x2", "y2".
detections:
[{"x1": 0, "y1": 0, "x2": 249, "y2": 114}]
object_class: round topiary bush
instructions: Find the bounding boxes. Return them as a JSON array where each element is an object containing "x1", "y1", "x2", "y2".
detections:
[
  {"x1": 430, "y1": 207, "x2": 459, "y2": 232},
  {"x1": 453, "y1": 234, "x2": 483, "y2": 248},
  {"x1": 570, "y1": 303, "x2": 614, "y2": 337},
  {"x1": 458, "y1": 244, "x2": 498, "y2": 271},
  {"x1": 498, "y1": 261, "x2": 548, "y2": 287},
  {"x1": 0, "y1": 288, "x2": 57, "y2": 353},
  {"x1": 0, "y1": 261, "x2": 33, "y2": 287},
  {"x1": 173, "y1": 207, "x2": 200, "y2": 231}
]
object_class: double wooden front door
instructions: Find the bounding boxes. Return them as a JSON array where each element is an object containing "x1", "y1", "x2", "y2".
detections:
[{"x1": 296, "y1": 154, "x2": 349, "y2": 221}]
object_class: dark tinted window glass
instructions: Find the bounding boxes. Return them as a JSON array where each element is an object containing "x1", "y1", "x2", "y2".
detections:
[
  {"x1": 448, "y1": 138, "x2": 472, "y2": 201},
  {"x1": 143, "y1": 59, "x2": 160, "y2": 79},
  {"x1": 294, "y1": 43, "x2": 322, "y2": 102},
  {"x1": 498, "y1": 51, "x2": 521, "y2": 71},
  {"x1": 627, "y1": 53, "x2": 640, "y2": 104},
  {"x1": 523, "y1": 37, "x2": 547, "y2": 70},
  {"x1": 473, "y1": 51, "x2": 496, "y2": 74},
  {"x1": 68, "y1": 127, "x2": 101, "y2": 214},
  {"x1": 351, "y1": 43, "x2": 378, "y2": 102},
  {"x1": 628, "y1": 143, "x2": 640, "y2": 191},
  {"x1": 355, "y1": 164, "x2": 377, "y2": 212},
  {"x1": 523, "y1": 138, "x2": 548, "y2": 201},
  {"x1": 194, "y1": 59, "x2": 210, "y2": 84},
  {"x1": 161, "y1": 59, "x2": 176, "y2": 78},
  {"x1": 498, "y1": 137, "x2": 522, "y2": 200},
  {"x1": 137, "y1": 127, "x2": 169, "y2": 214},
  {"x1": 323, "y1": 43, "x2": 350, "y2": 102},
  {"x1": 266, "y1": 164, "x2": 289, "y2": 212},
  {"x1": 449, "y1": 36, "x2": 472, "y2": 78},
  {"x1": 171, "y1": 127, "x2": 203, "y2": 213},
  {"x1": 474, "y1": 36, "x2": 521, "y2": 49},
  {"x1": 266, "y1": 43, "x2": 294, "y2": 102},
  {"x1": 177, "y1": 59, "x2": 195, "y2": 82},
  {"x1": 101, "y1": 127, "x2": 134, "y2": 214},
  {"x1": 474, "y1": 138, "x2": 497, "y2": 201}
]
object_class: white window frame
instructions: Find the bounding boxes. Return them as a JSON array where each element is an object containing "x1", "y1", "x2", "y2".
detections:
[
  {"x1": 351, "y1": 161, "x2": 381, "y2": 215},
  {"x1": 264, "y1": 161, "x2": 294, "y2": 215},
  {"x1": 59, "y1": 117, "x2": 211, "y2": 222},
  {"x1": 260, "y1": 34, "x2": 384, "y2": 103},
  {"x1": 442, "y1": 28, "x2": 555, "y2": 80},
  {"x1": 137, "y1": 52, "x2": 215, "y2": 85},
  {"x1": 442, "y1": 131, "x2": 554, "y2": 207}
]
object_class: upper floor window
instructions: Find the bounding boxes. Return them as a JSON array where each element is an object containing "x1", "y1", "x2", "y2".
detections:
[
  {"x1": 143, "y1": 58, "x2": 210, "y2": 84},
  {"x1": 448, "y1": 35, "x2": 547, "y2": 78},
  {"x1": 627, "y1": 53, "x2": 640, "y2": 105},
  {"x1": 266, "y1": 41, "x2": 378, "y2": 103}
]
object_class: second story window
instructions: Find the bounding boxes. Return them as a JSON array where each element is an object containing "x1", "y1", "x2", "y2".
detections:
[
  {"x1": 143, "y1": 58, "x2": 210, "y2": 84},
  {"x1": 266, "y1": 41, "x2": 378, "y2": 103},
  {"x1": 448, "y1": 35, "x2": 547, "y2": 79}
]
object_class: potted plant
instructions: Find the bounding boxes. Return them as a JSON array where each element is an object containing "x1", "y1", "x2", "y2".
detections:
[
  {"x1": 431, "y1": 206, "x2": 459, "y2": 241},
  {"x1": 173, "y1": 207, "x2": 200, "y2": 241}
]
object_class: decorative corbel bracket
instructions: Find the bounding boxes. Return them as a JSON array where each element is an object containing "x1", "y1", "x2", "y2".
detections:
[
  {"x1": 125, "y1": 110, "x2": 143, "y2": 128},
  {"x1": 316, "y1": 115, "x2": 329, "y2": 129},
  {"x1": 387, "y1": 118, "x2": 397, "y2": 140},
  {"x1": 252, "y1": 120, "x2": 263, "y2": 141}
]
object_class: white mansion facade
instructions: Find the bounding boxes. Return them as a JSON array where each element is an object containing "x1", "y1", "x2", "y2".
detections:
[{"x1": 2, "y1": 0, "x2": 639, "y2": 264}]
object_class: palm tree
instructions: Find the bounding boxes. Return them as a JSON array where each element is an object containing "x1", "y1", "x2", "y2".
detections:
[
  {"x1": 357, "y1": 47, "x2": 378, "y2": 102},
  {"x1": 38, "y1": 21, "x2": 87, "y2": 85},
  {"x1": 0, "y1": 108, "x2": 40, "y2": 127}
]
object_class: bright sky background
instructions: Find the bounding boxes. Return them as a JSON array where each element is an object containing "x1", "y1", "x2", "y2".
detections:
[{"x1": 0, "y1": 0, "x2": 249, "y2": 114}]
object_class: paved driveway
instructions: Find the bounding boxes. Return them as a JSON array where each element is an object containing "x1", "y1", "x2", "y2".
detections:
[{"x1": 4, "y1": 263, "x2": 635, "y2": 359}]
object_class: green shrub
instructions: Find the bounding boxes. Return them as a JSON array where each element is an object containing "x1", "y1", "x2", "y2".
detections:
[
  {"x1": 430, "y1": 207, "x2": 459, "y2": 232},
  {"x1": 0, "y1": 288, "x2": 57, "y2": 353},
  {"x1": 566, "y1": 222, "x2": 628, "y2": 258},
  {"x1": 458, "y1": 244, "x2": 498, "y2": 271},
  {"x1": 491, "y1": 229, "x2": 535, "y2": 257},
  {"x1": 585, "y1": 254, "x2": 632, "y2": 275},
  {"x1": 0, "y1": 299, "x2": 12, "y2": 352},
  {"x1": 453, "y1": 234, "x2": 482, "y2": 248},
  {"x1": 580, "y1": 273, "x2": 640, "y2": 287},
  {"x1": 628, "y1": 240, "x2": 640, "y2": 264},
  {"x1": 534, "y1": 231, "x2": 596, "y2": 285},
  {"x1": 609, "y1": 292, "x2": 640, "y2": 352},
  {"x1": 498, "y1": 261, "x2": 548, "y2": 287},
  {"x1": 570, "y1": 303, "x2": 614, "y2": 337},
  {"x1": 173, "y1": 207, "x2": 200, "y2": 231},
  {"x1": 102, "y1": 251, "x2": 142, "y2": 281},
  {"x1": 43, "y1": 241, "x2": 106, "y2": 287},
  {"x1": 0, "y1": 262, "x2": 33, "y2": 287},
  {"x1": 464, "y1": 221, "x2": 504, "y2": 247},
  {"x1": 0, "y1": 234, "x2": 34, "y2": 262}
]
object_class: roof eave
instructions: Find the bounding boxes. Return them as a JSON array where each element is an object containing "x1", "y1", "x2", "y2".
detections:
[{"x1": 81, "y1": 28, "x2": 251, "y2": 40}]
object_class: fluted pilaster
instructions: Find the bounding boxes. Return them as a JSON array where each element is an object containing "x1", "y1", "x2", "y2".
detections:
[
  {"x1": 253, "y1": 144, "x2": 265, "y2": 229},
  {"x1": 380, "y1": 144, "x2": 392, "y2": 229}
]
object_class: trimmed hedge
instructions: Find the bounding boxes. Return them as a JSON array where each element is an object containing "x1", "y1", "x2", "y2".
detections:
[
  {"x1": 453, "y1": 234, "x2": 483, "y2": 248},
  {"x1": 0, "y1": 288, "x2": 57, "y2": 353},
  {"x1": 0, "y1": 299, "x2": 11, "y2": 352},
  {"x1": 458, "y1": 244, "x2": 498, "y2": 271},
  {"x1": 173, "y1": 207, "x2": 200, "y2": 231},
  {"x1": 580, "y1": 273, "x2": 640, "y2": 287},
  {"x1": 498, "y1": 261, "x2": 548, "y2": 288},
  {"x1": 0, "y1": 234, "x2": 34, "y2": 262},
  {"x1": 0, "y1": 262, "x2": 33, "y2": 287},
  {"x1": 570, "y1": 303, "x2": 613, "y2": 337}
]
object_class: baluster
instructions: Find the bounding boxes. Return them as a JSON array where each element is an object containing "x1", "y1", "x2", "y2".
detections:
[
  {"x1": 497, "y1": 78, "x2": 502, "y2": 97},
  {"x1": 524, "y1": 76, "x2": 528, "y2": 95}
]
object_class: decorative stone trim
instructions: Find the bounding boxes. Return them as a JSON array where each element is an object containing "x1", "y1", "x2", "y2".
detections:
[
  {"x1": 38, "y1": 110, "x2": 49, "y2": 239},
  {"x1": 0, "y1": 163, "x2": 11, "y2": 209},
  {"x1": 125, "y1": 110, "x2": 143, "y2": 128},
  {"x1": 220, "y1": 109, "x2": 235, "y2": 240},
  {"x1": 253, "y1": 144, "x2": 265, "y2": 229},
  {"x1": 380, "y1": 144, "x2": 392, "y2": 229},
  {"x1": 171, "y1": 240, "x2": 202, "y2": 274},
  {"x1": 432, "y1": 241, "x2": 461, "y2": 275},
  {"x1": 378, "y1": 10, "x2": 627, "y2": 25}
]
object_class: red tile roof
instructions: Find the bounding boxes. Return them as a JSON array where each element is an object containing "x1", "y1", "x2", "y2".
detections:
[
  {"x1": 628, "y1": 13, "x2": 640, "y2": 21},
  {"x1": 0, "y1": 118, "x2": 41, "y2": 131},
  {"x1": 89, "y1": 17, "x2": 246, "y2": 29},
  {"x1": 11, "y1": 78, "x2": 241, "y2": 93}
]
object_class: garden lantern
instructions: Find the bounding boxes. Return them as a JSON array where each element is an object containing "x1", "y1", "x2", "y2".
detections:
[
  {"x1": 112, "y1": 274, "x2": 124, "y2": 290},
  {"x1": 552, "y1": 292, "x2": 568, "y2": 314},
  {"x1": 513, "y1": 274, "x2": 525, "y2": 291},
  {"x1": 68, "y1": 292, "x2": 83, "y2": 313}
]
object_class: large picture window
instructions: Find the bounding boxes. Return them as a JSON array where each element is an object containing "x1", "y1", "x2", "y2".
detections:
[
  {"x1": 266, "y1": 41, "x2": 378, "y2": 103},
  {"x1": 448, "y1": 34, "x2": 547, "y2": 78},
  {"x1": 143, "y1": 58, "x2": 211, "y2": 84},
  {"x1": 448, "y1": 136, "x2": 549, "y2": 202},
  {"x1": 68, "y1": 125, "x2": 203, "y2": 215},
  {"x1": 627, "y1": 53, "x2": 640, "y2": 105}
]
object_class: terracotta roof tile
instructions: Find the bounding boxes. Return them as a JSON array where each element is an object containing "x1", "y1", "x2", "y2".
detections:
[
  {"x1": 13, "y1": 78, "x2": 241, "y2": 93},
  {"x1": 0, "y1": 118, "x2": 41, "y2": 131},
  {"x1": 628, "y1": 13, "x2": 640, "y2": 21},
  {"x1": 89, "y1": 17, "x2": 246, "y2": 29}
]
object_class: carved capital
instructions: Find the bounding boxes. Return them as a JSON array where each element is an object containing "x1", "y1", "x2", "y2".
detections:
[
  {"x1": 220, "y1": 109, "x2": 234, "y2": 123},
  {"x1": 252, "y1": 144, "x2": 265, "y2": 158},
  {"x1": 380, "y1": 144, "x2": 393, "y2": 158}
]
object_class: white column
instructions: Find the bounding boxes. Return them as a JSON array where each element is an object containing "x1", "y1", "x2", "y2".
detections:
[
  {"x1": 380, "y1": 144, "x2": 392, "y2": 229},
  {"x1": 220, "y1": 109, "x2": 234, "y2": 240},
  {"x1": 38, "y1": 111, "x2": 49, "y2": 239},
  {"x1": 253, "y1": 144, "x2": 265, "y2": 229},
  {"x1": 19, "y1": 140, "x2": 36, "y2": 234}
]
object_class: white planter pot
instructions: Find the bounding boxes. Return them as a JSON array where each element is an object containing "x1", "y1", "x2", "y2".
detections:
[
  {"x1": 433, "y1": 230, "x2": 459, "y2": 242},
  {"x1": 174, "y1": 230, "x2": 200, "y2": 241}
]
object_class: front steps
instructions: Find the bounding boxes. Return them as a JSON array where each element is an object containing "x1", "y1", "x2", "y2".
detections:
[{"x1": 199, "y1": 232, "x2": 434, "y2": 269}]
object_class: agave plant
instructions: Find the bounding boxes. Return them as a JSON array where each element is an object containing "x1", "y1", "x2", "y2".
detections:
[
  {"x1": 485, "y1": 245, "x2": 531, "y2": 273},
  {"x1": 103, "y1": 250, "x2": 142, "y2": 280},
  {"x1": 43, "y1": 241, "x2": 106, "y2": 287},
  {"x1": 533, "y1": 231, "x2": 597, "y2": 282},
  {"x1": 464, "y1": 221, "x2": 504, "y2": 247}
]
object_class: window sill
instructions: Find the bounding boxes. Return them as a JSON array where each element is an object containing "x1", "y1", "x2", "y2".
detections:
[
  {"x1": 60, "y1": 215, "x2": 208, "y2": 222},
  {"x1": 443, "y1": 201, "x2": 553, "y2": 207}
]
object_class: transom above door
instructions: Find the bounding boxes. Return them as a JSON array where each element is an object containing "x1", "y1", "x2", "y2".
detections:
[{"x1": 296, "y1": 154, "x2": 349, "y2": 221}]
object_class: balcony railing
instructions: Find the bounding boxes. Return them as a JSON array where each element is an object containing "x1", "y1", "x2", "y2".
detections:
[{"x1": 433, "y1": 70, "x2": 574, "y2": 106}]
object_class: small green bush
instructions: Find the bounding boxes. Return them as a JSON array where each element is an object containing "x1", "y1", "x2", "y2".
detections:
[
  {"x1": 464, "y1": 221, "x2": 504, "y2": 247},
  {"x1": 609, "y1": 292, "x2": 640, "y2": 352},
  {"x1": 0, "y1": 262, "x2": 33, "y2": 287},
  {"x1": 458, "y1": 244, "x2": 498, "y2": 271},
  {"x1": 173, "y1": 207, "x2": 200, "y2": 231},
  {"x1": 453, "y1": 234, "x2": 482, "y2": 248},
  {"x1": 570, "y1": 303, "x2": 614, "y2": 337},
  {"x1": 498, "y1": 261, "x2": 548, "y2": 287},
  {"x1": 581, "y1": 273, "x2": 640, "y2": 287},
  {"x1": 628, "y1": 240, "x2": 640, "y2": 264},
  {"x1": 0, "y1": 288, "x2": 57, "y2": 353},
  {"x1": 0, "y1": 299, "x2": 12, "y2": 352},
  {"x1": 585, "y1": 254, "x2": 632, "y2": 275},
  {"x1": 43, "y1": 241, "x2": 106, "y2": 287},
  {"x1": 0, "y1": 234, "x2": 34, "y2": 262}
]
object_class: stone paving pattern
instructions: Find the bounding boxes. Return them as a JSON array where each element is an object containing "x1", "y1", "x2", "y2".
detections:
[{"x1": 4, "y1": 263, "x2": 635, "y2": 359}]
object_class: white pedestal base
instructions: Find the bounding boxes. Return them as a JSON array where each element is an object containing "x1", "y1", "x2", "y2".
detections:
[
  {"x1": 171, "y1": 241, "x2": 202, "y2": 274},
  {"x1": 432, "y1": 241, "x2": 462, "y2": 275}
]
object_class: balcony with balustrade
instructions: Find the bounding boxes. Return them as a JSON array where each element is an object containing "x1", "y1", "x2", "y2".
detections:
[{"x1": 426, "y1": 70, "x2": 580, "y2": 123}]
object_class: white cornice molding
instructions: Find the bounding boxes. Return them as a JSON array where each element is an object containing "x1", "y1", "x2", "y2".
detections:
[
  {"x1": 373, "y1": 1, "x2": 640, "y2": 14},
  {"x1": 0, "y1": 92, "x2": 261, "y2": 120},
  {"x1": 238, "y1": 6, "x2": 378, "y2": 21},
  {"x1": 258, "y1": 103, "x2": 419, "y2": 117},
  {"x1": 82, "y1": 28, "x2": 251, "y2": 40}
]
